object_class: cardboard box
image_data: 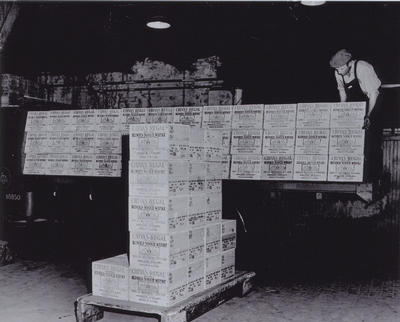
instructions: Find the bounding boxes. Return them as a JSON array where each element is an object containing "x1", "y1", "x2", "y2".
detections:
[
  {"x1": 329, "y1": 129, "x2": 365, "y2": 155},
  {"x1": 46, "y1": 154, "x2": 72, "y2": 176},
  {"x1": 129, "y1": 231, "x2": 189, "y2": 270},
  {"x1": 261, "y1": 155, "x2": 294, "y2": 181},
  {"x1": 205, "y1": 254, "x2": 222, "y2": 289},
  {"x1": 221, "y1": 249, "x2": 235, "y2": 282},
  {"x1": 230, "y1": 155, "x2": 262, "y2": 180},
  {"x1": 231, "y1": 130, "x2": 263, "y2": 155},
  {"x1": 129, "y1": 160, "x2": 189, "y2": 197},
  {"x1": 95, "y1": 109, "x2": 123, "y2": 132},
  {"x1": 189, "y1": 194, "x2": 206, "y2": 228},
  {"x1": 46, "y1": 110, "x2": 73, "y2": 132},
  {"x1": 189, "y1": 161, "x2": 207, "y2": 181},
  {"x1": 221, "y1": 154, "x2": 231, "y2": 179},
  {"x1": 188, "y1": 127, "x2": 205, "y2": 161},
  {"x1": 71, "y1": 132, "x2": 96, "y2": 154},
  {"x1": 173, "y1": 106, "x2": 203, "y2": 127},
  {"x1": 70, "y1": 154, "x2": 96, "y2": 176},
  {"x1": 204, "y1": 130, "x2": 223, "y2": 161},
  {"x1": 262, "y1": 129, "x2": 295, "y2": 155},
  {"x1": 205, "y1": 193, "x2": 222, "y2": 224},
  {"x1": 188, "y1": 260, "x2": 205, "y2": 296},
  {"x1": 231, "y1": 104, "x2": 264, "y2": 129},
  {"x1": 205, "y1": 179, "x2": 222, "y2": 194},
  {"x1": 263, "y1": 104, "x2": 297, "y2": 129},
  {"x1": 295, "y1": 129, "x2": 330, "y2": 155},
  {"x1": 121, "y1": 108, "x2": 147, "y2": 126},
  {"x1": 146, "y1": 107, "x2": 174, "y2": 124},
  {"x1": 25, "y1": 111, "x2": 49, "y2": 132},
  {"x1": 296, "y1": 103, "x2": 331, "y2": 128},
  {"x1": 46, "y1": 132, "x2": 73, "y2": 154},
  {"x1": 206, "y1": 161, "x2": 223, "y2": 180},
  {"x1": 129, "y1": 196, "x2": 189, "y2": 233},
  {"x1": 92, "y1": 254, "x2": 129, "y2": 301},
  {"x1": 23, "y1": 154, "x2": 47, "y2": 175},
  {"x1": 330, "y1": 102, "x2": 366, "y2": 128},
  {"x1": 25, "y1": 131, "x2": 49, "y2": 154},
  {"x1": 129, "y1": 124, "x2": 189, "y2": 160},
  {"x1": 328, "y1": 155, "x2": 364, "y2": 182},
  {"x1": 71, "y1": 109, "x2": 96, "y2": 132},
  {"x1": 293, "y1": 154, "x2": 328, "y2": 181},
  {"x1": 221, "y1": 220, "x2": 236, "y2": 252},
  {"x1": 93, "y1": 154, "x2": 122, "y2": 177},
  {"x1": 205, "y1": 223, "x2": 222, "y2": 257},
  {"x1": 94, "y1": 131, "x2": 122, "y2": 154},
  {"x1": 202, "y1": 105, "x2": 233, "y2": 129},
  {"x1": 129, "y1": 266, "x2": 188, "y2": 306},
  {"x1": 220, "y1": 130, "x2": 232, "y2": 154},
  {"x1": 189, "y1": 227, "x2": 206, "y2": 263}
]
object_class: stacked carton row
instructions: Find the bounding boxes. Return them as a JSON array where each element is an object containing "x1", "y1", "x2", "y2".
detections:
[{"x1": 92, "y1": 123, "x2": 237, "y2": 307}]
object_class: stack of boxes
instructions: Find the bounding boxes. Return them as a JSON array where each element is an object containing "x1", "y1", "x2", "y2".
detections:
[{"x1": 91, "y1": 122, "x2": 237, "y2": 307}]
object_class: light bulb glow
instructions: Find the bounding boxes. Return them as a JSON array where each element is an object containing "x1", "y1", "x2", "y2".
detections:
[{"x1": 146, "y1": 20, "x2": 171, "y2": 29}]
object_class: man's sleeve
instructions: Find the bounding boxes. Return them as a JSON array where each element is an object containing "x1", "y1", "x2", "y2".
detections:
[{"x1": 357, "y1": 60, "x2": 381, "y2": 99}]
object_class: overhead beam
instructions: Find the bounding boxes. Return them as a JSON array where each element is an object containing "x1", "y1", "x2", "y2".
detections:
[{"x1": 0, "y1": 2, "x2": 20, "y2": 51}]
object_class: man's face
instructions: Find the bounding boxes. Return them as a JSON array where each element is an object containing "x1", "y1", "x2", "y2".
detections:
[{"x1": 336, "y1": 64, "x2": 350, "y2": 76}]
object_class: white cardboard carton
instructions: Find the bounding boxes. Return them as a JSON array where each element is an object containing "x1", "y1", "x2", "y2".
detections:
[
  {"x1": 129, "y1": 196, "x2": 189, "y2": 233},
  {"x1": 129, "y1": 266, "x2": 188, "y2": 306},
  {"x1": 129, "y1": 231, "x2": 189, "y2": 270},
  {"x1": 188, "y1": 260, "x2": 205, "y2": 296},
  {"x1": 205, "y1": 179, "x2": 222, "y2": 194},
  {"x1": 221, "y1": 154, "x2": 231, "y2": 179},
  {"x1": 230, "y1": 155, "x2": 262, "y2": 180},
  {"x1": 46, "y1": 110, "x2": 73, "y2": 132},
  {"x1": 92, "y1": 254, "x2": 129, "y2": 301},
  {"x1": 262, "y1": 129, "x2": 296, "y2": 155},
  {"x1": 220, "y1": 130, "x2": 232, "y2": 154},
  {"x1": 129, "y1": 124, "x2": 189, "y2": 160},
  {"x1": 46, "y1": 154, "x2": 72, "y2": 176},
  {"x1": 204, "y1": 130, "x2": 223, "y2": 161},
  {"x1": 231, "y1": 104, "x2": 264, "y2": 129},
  {"x1": 296, "y1": 103, "x2": 331, "y2": 128},
  {"x1": 146, "y1": 107, "x2": 174, "y2": 124},
  {"x1": 330, "y1": 102, "x2": 366, "y2": 128},
  {"x1": 129, "y1": 160, "x2": 189, "y2": 197},
  {"x1": 46, "y1": 132, "x2": 73, "y2": 154},
  {"x1": 221, "y1": 249, "x2": 235, "y2": 282},
  {"x1": 263, "y1": 104, "x2": 297, "y2": 129},
  {"x1": 71, "y1": 131, "x2": 96, "y2": 154},
  {"x1": 189, "y1": 194, "x2": 206, "y2": 228},
  {"x1": 188, "y1": 127, "x2": 205, "y2": 161},
  {"x1": 94, "y1": 131, "x2": 122, "y2": 154},
  {"x1": 231, "y1": 130, "x2": 263, "y2": 155},
  {"x1": 25, "y1": 131, "x2": 49, "y2": 154},
  {"x1": 328, "y1": 155, "x2": 364, "y2": 182},
  {"x1": 221, "y1": 220, "x2": 236, "y2": 252},
  {"x1": 206, "y1": 161, "x2": 223, "y2": 180},
  {"x1": 189, "y1": 227, "x2": 206, "y2": 263},
  {"x1": 122, "y1": 108, "x2": 147, "y2": 125},
  {"x1": 205, "y1": 193, "x2": 222, "y2": 224},
  {"x1": 71, "y1": 109, "x2": 96, "y2": 132},
  {"x1": 173, "y1": 106, "x2": 203, "y2": 127},
  {"x1": 95, "y1": 109, "x2": 123, "y2": 132},
  {"x1": 205, "y1": 254, "x2": 222, "y2": 289},
  {"x1": 205, "y1": 223, "x2": 222, "y2": 257},
  {"x1": 70, "y1": 153, "x2": 95, "y2": 176},
  {"x1": 25, "y1": 111, "x2": 49, "y2": 132},
  {"x1": 261, "y1": 155, "x2": 294, "y2": 181},
  {"x1": 202, "y1": 105, "x2": 233, "y2": 129},
  {"x1": 23, "y1": 154, "x2": 48, "y2": 175},
  {"x1": 293, "y1": 154, "x2": 328, "y2": 181},
  {"x1": 295, "y1": 129, "x2": 330, "y2": 155},
  {"x1": 329, "y1": 129, "x2": 365, "y2": 155}
]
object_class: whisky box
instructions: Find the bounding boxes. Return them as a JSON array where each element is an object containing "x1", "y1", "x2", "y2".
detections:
[
  {"x1": 128, "y1": 196, "x2": 189, "y2": 233},
  {"x1": 220, "y1": 130, "x2": 232, "y2": 154},
  {"x1": 71, "y1": 131, "x2": 96, "y2": 154},
  {"x1": 23, "y1": 154, "x2": 48, "y2": 175},
  {"x1": 46, "y1": 154, "x2": 72, "y2": 176},
  {"x1": 261, "y1": 155, "x2": 294, "y2": 181},
  {"x1": 71, "y1": 109, "x2": 96, "y2": 132},
  {"x1": 189, "y1": 227, "x2": 206, "y2": 263},
  {"x1": 202, "y1": 105, "x2": 233, "y2": 129},
  {"x1": 46, "y1": 110, "x2": 73, "y2": 132},
  {"x1": 295, "y1": 129, "x2": 330, "y2": 155},
  {"x1": 47, "y1": 132, "x2": 72, "y2": 154},
  {"x1": 129, "y1": 124, "x2": 189, "y2": 160},
  {"x1": 329, "y1": 129, "x2": 365, "y2": 155},
  {"x1": 24, "y1": 131, "x2": 49, "y2": 154},
  {"x1": 205, "y1": 179, "x2": 222, "y2": 194},
  {"x1": 296, "y1": 103, "x2": 331, "y2": 128},
  {"x1": 231, "y1": 130, "x2": 263, "y2": 155},
  {"x1": 129, "y1": 160, "x2": 189, "y2": 197},
  {"x1": 94, "y1": 131, "x2": 122, "y2": 154},
  {"x1": 93, "y1": 154, "x2": 121, "y2": 177},
  {"x1": 221, "y1": 249, "x2": 235, "y2": 282},
  {"x1": 221, "y1": 220, "x2": 236, "y2": 252},
  {"x1": 328, "y1": 155, "x2": 364, "y2": 182},
  {"x1": 146, "y1": 107, "x2": 174, "y2": 124},
  {"x1": 293, "y1": 154, "x2": 328, "y2": 181},
  {"x1": 188, "y1": 127, "x2": 205, "y2": 161},
  {"x1": 92, "y1": 254, "x2": 129, "y2": 301},
  {"x1": 231, "y1": 104, "x2": 264, "y2": 129},
  {"x1": 25, "y1": 111, "x2": 48, "y2": 132},
  {"x1": 129, "y1": 231, "x2": 189, "y2": 270},
  {"x1": 70, "y1": 154, "x2": 96, "y2": 176},
  {"x1": 330, "y1": 102, "x2": 366, "y2": 128},
  {"x1": 206, "y1": 161, "x2": 223, "y2": 180},
  {"x1": 263, "y1": 104, "x2": 297, "y2": 129},
  {"x1": 230, "y1": 155, "x2": 262, "y2": 180},
  {"x1": 173, "y1": 106, "x2": 203, "y2": 127},
  {"x1": 189, "y1": 162, "x2": 206, "y2": 195},
  {"x1": 205, "y1": 254, "x2": 222, "y2": 289},
  {"x1": 189, "y1": 194, "x2": 206, "y2": 228},
  {"x1": 121, "y1": 108, "x2": 147, "y2": 134},
  {"x1": 188, "y1": 260, "x2": 205, "y2": 296},
  {"x1": 204, "y1": 130, "x2": 223, "y2": 161},
  {"x1": 205, "y1": 193, "x2": 222, "y2": 224},
  {"x1": 262, "y1": 129, "x2": 295, "y2": 155},
  {"x1": 205, "y1": 223, "x2": 222, "y2": 257},
  {"x1": 129, "y1": 266, "x2": 188, "y2": 306},
  {"x1": 221, "y1": 154, "x2": 231, "y2": 179},
  {"x1": 95, "y1": 109, "x2": 123, "y2": 132}
]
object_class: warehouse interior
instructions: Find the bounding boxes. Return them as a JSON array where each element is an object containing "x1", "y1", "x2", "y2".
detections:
[{"x1": 1, "y1": 1, "x2": 400, "y2": 322}]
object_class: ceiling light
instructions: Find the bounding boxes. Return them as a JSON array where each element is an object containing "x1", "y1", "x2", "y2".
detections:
[
  {"x1": 300, "y1": 1, "x2": 326, "y2": 6},
  {"x1": 146, "y1": 17, "x2": 171, "y2": 30}
]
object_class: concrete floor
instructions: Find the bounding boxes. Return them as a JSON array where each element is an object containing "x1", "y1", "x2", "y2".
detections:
[{"x1": 1, "y1": 259, "x2": 400, "y2": 322}]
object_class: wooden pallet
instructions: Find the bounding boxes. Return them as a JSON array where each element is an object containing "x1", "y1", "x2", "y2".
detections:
[{"x1": 75, "y1": 271, "x2": 256, "y2": 322}]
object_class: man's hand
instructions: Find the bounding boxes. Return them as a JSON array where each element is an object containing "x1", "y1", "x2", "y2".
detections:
[{"x1": 363, "y1": 115, "x2": 371, "y2": 130}]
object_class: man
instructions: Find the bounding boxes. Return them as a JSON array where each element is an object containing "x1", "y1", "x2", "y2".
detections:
[
  {"x1": 329, "y1": 49, "x2": 382, "y2": 182},
  {"x1": 329, "y1": 49, "x2": 381, "y2": 129}
]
